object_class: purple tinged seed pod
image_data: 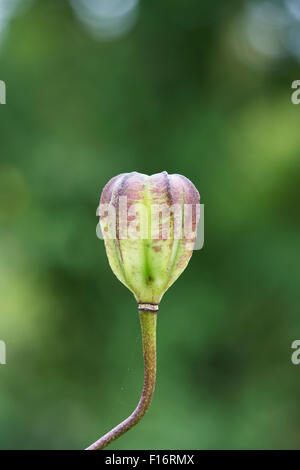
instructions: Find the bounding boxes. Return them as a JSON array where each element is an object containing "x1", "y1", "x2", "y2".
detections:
[{"x1": 99, "y1": 171, "x2": 200, "y2": 305}]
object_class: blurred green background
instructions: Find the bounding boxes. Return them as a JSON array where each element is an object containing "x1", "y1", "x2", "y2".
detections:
[{"x1": 1, "y1": 0, "x2": 300, "y2": 450}]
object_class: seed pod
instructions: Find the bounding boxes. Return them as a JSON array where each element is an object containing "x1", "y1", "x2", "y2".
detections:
[
  {"x1": 99, "y1": 171, "x2": 200, "y2": 305},
  {"x1": 89, "y1": 171, "x2": 200, "y2": 450}
]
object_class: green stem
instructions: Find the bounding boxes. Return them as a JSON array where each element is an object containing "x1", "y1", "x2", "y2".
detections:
[{"x1": 86, "y1": 309, "x2": 157, "y2": 450}]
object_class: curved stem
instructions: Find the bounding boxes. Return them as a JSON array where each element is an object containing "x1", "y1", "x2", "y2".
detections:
[{"x1": 86, "y1": 309, "x2": 157, "y2": 450}]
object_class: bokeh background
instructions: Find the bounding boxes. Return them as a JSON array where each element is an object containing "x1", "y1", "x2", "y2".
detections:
[{"x1": 1, "y1": 0, "x2": 300, "y2": 450}]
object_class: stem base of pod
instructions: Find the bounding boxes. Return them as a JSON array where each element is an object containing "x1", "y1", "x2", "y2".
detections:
[{"x1": 86, "y1": 308, "x2": 157, "y2": 450}]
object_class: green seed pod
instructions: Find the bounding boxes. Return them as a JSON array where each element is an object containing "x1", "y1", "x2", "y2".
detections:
[{"x1": 99, "y1": 171, "x2": 200, "y2": 305}]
